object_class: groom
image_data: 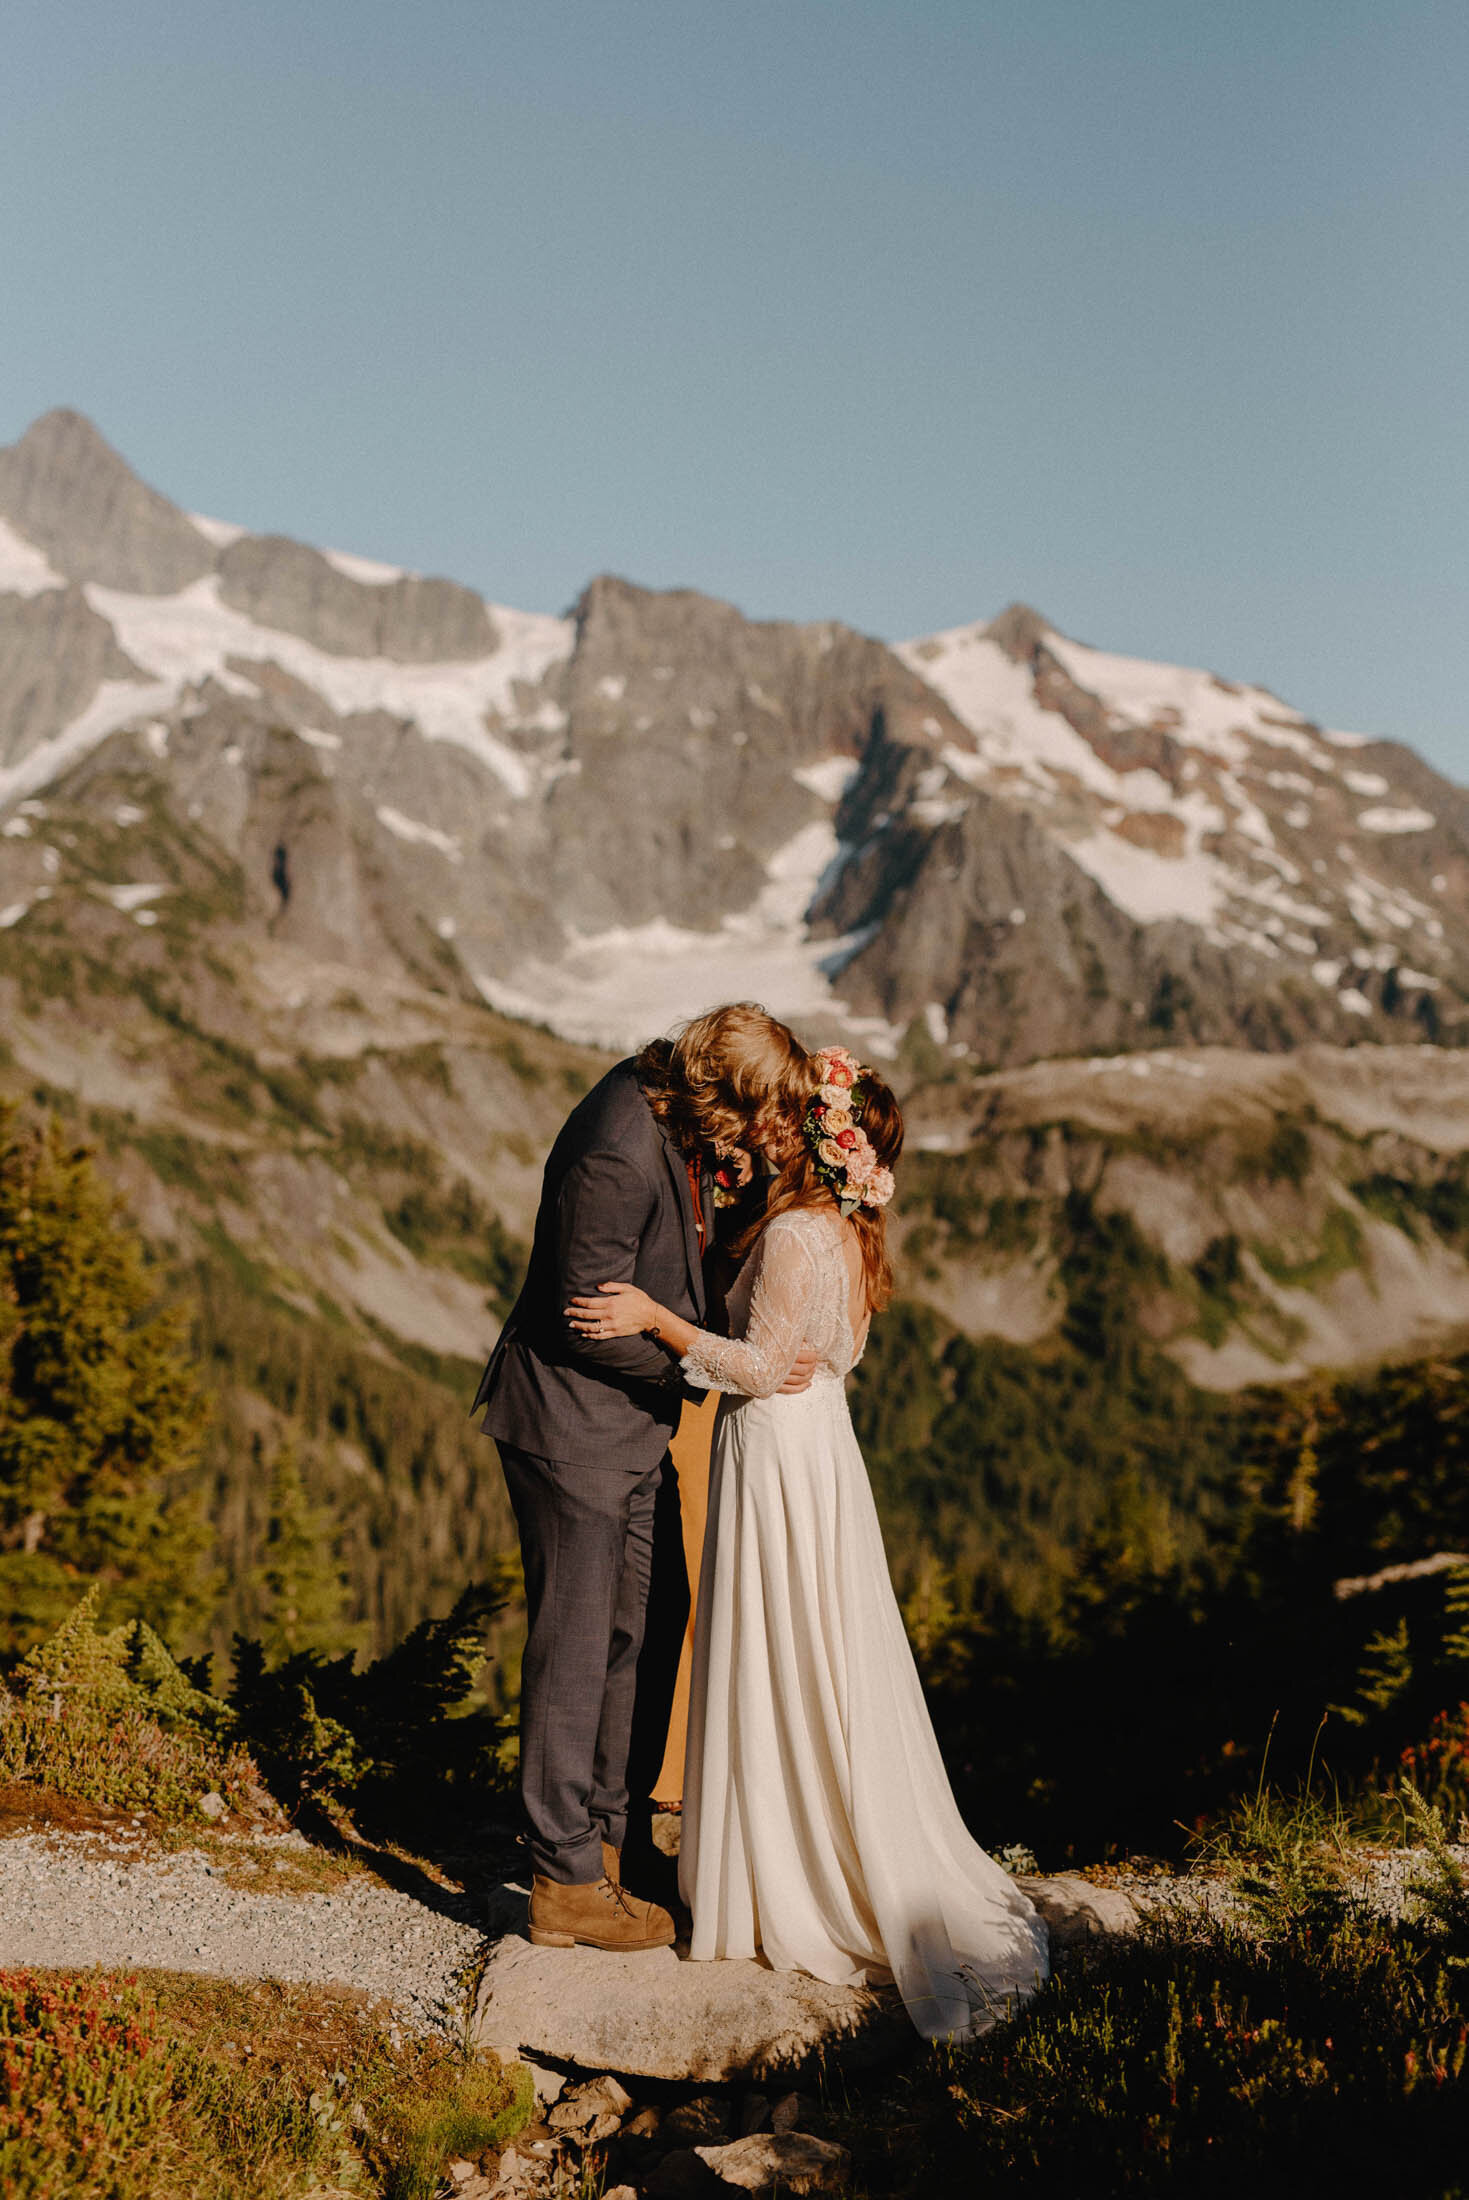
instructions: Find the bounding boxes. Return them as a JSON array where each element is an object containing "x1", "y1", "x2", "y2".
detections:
[{"x1": 473, "y1": 1002, "x2": 815, "y2": 1952}]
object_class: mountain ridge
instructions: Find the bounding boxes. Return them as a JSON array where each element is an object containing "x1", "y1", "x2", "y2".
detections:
[{"x1": 1, "y1": 406, "x2": 1466, "y2": 1066}]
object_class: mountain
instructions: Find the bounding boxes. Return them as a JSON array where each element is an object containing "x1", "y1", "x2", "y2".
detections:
[
  {"x1": 2, "y1": 409, "x2": 1467, "y2": 1064},
  {"x1": 4, "y1": 407, "x2": 1469, "y2": 1659}
]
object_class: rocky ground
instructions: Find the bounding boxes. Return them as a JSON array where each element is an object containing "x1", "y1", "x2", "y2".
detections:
[{"x1": 3, "y1": 1817, "x2": 1463, "y2": 2198}]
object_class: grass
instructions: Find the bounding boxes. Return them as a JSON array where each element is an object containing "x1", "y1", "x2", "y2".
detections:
[
  {"x1": 826, "y1": 1780, "x2": 1469, "y2": 2198},
  {"x1": 0, "y1": 1968, "x2": 533, "y2": 2200},
  {"x1": 1254, "y1": 1204, "x2": 1366, "y2": 1292}
]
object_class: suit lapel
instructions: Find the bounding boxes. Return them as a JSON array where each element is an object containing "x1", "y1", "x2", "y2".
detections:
[{"x1": 656, "y1": 1120, "x2": 707, "y2": 1322}]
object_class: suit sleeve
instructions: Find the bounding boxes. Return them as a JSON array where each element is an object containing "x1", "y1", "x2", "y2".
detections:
[{"x1": 555, "y1": 1145, "x2": 682, "y2": 1384}]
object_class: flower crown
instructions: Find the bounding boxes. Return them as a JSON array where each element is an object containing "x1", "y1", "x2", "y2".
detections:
[{"x1": 803, "y1": 1047, "x2": 896, "y2": 1219}]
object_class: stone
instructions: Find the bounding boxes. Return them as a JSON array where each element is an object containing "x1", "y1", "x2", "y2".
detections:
[
  {"x1": 644, "y1": 2149, "x2": 722, "y2": 2199},
  {"x1": 737, "y1": 2092, "x2": 771, "y2": 2137},
  {"x1": 520, "y1": 2058, "x2": 565, "y2": 2108},
  {"x1": 549, "y1": 2073, "x2": 633, "y2": 2135},
  {"x1": 696, "y1": 2133, "x2": 852, "y2": 2196},
  {"x1": 660, "y1": 2097, "x2": 730, "y2": 2148},
  {"x1": 448, "y1": 2163, "x2": 478, "y2": 2186},
  {"x1": 197, "y1": 1791, "x2": 227, "y2": 1821},
  {"x1": 472, "y1": 1937, "x2": 908, "y2": 2083},
  {"x1": 1017, "y1": 1873, "x2": 1142, "y2": 1953},
  {"x1": 623, "y1": 2107, "x2": 662, "y2": 2139},
  {"x1": 604, "y1": 2190, "x2": 639, "y2": 2200}
]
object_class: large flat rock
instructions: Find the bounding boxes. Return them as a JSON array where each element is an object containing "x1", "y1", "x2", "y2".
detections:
[{"x1": 472, "y1": 1892, "x2": 909, "y2": 2084}]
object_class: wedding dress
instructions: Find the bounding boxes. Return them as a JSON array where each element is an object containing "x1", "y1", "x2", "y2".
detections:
[{"x1": 677, "y1": 1205, "x2": 1048, "y2": 2039}]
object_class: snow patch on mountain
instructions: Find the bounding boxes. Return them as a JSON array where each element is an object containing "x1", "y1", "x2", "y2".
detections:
[
  {"x1": 375, "y1": 805, "x2": 463, "y2": 862},
  {"x1": 0, "y1": 679, "x2": 177, "y2": 811},
  {"x1": 898, "y1": 625, "x2": 1124, "y2": 798},
  {"x1": 473, "y1": 817, "x2": 893, "y2": 1054},
  {"x1": 0, "y1": 518, "x2": 64, "y2": 597},
  {"x1": 1358, "y1": 805, "x2": 1435, "y2": 835},
  {"x1": 323, "y1": 546, "x2": 407, "y2": 586},
  {"x1": 188, "y1": 513, "x2": 246, "y2": 549},
  {"x1": 34, "y1": 576, "x2": 574, "y2": 803}
]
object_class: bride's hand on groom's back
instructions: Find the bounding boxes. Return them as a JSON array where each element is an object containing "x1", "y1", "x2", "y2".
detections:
[{"x1": 566, "y1": 1281, "x2": 658, "y2": 1338}]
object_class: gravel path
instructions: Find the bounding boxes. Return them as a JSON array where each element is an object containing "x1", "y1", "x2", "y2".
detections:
[{"x1": 0, "y1": 1831, "x2": 488, "y2": 2030}]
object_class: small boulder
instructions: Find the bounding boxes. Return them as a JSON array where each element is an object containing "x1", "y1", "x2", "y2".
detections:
[
  {"x1": 696, "y1": 2132, "x2": 852, "y2": 2196},
  {"x1": 197, "y1": 1791, "x2": 226, "y2": 1821},
  {"x1": 473, "y1": 1936, "x2": 907, "y2": 2083},
  {"x1": 521, "y1": 2058, "x2": 565, "y2": 2108},
  {"x1": 1016, "y1": 1873, "x2": 1141, "y2": 1952},
  {"x1": 644, "y1": 2147, "x2": 722, "y2": 2198},
  {"x1": 660, "y1": 2096, "x2": 731, "y2": 2148}
]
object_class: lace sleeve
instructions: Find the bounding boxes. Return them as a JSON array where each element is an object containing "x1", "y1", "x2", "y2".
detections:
[{"x1": 680, "y1": 1216, "x2": 819, "y2": 1398}]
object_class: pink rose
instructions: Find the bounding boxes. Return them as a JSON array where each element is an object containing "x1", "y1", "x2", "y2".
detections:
[
  {"x1": 845, "y1": 1141, "x2": 877, "y2": 1184},
  {"x1": 863, "y1": 1166, "x2": 895, "y2": 1208},
  {"x1": 822, "y1": 1107, "x2": 854, "y2": 1136},
  {"x1": 817, "y1": 1137, "x2": 846, "y2": 1168}
]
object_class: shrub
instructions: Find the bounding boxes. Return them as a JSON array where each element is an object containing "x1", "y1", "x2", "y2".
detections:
[
  {"x1": 0, "y1": 1971, "x2": 175, "y2": 2200},
  {"x1": 830, "y1": 1803, "x2": 1469, "y2": 2197},
  {"x1": 228, "y1": 1582, "x2": 509, "y2": 1832},
  {"x1": 0, "y1": 1588, "x2": 269, "y2": 1823},
  {"x1": 0, "y1": 1968, "x2": 534, "y2": 2200}
]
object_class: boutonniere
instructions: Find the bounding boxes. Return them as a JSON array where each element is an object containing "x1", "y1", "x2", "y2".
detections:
[{"x1": 709, "y1": 1148, "x2": 750, "y2": 1209}]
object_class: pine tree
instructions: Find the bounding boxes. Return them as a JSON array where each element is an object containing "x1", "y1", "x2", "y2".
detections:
[
  {"x1": 1440, "y1": 1564, "x2": 1469, "y2": 1678},
  {"x1": 1332, "y1": 1617, "x2": 1414, "y2": 1726},
  {"x1": 0, "y1": 1107, "x2": 210, "y2": 1652},
  {"x1": 251, "y1": 1449, "x2": 359, "y2": 1663}
]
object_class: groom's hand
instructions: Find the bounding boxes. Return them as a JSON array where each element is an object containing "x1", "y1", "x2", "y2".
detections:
[{"x1": 777, "y1": 1345, "x2": 820, "y2": 1394}]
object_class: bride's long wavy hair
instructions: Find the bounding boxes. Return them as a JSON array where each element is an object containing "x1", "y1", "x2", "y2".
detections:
[
  {"x1": 738, "y1": 1068, "x2": 904, "y2": 1315},
  {"x1": 634, "y1": 1003, "x2": 811, "y2": 1158}
]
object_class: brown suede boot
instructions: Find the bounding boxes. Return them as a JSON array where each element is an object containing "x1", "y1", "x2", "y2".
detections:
[
  {"x1": 601, "y1": 1839, "x2": 621, "y2": 1884},
  {"x1": 528, "y1": 1871, "x2": 675, "y2": 1952}
]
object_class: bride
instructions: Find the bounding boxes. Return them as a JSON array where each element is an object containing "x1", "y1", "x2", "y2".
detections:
[{"x1": 567, "y1": 1045, "x2": 1048, "y2": 2038}]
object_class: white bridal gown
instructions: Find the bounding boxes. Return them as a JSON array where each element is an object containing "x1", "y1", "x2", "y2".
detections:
[{"x1": 678, "y1": 1207, "x2": 1049, "y2": 2039}]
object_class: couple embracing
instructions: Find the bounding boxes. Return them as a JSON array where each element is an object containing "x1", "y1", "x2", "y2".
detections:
[{"x1": 472, "y1": 1004, "x2": 1047, "y2": 2039}]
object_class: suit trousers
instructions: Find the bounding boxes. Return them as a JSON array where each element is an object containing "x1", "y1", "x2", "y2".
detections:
[{"x1": 499, "y1": 1440, "x2": 666, "y2": 1883}]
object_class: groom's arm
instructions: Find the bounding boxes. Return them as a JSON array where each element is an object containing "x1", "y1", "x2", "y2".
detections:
[{"x1": 554, "y1": 1147, "x2": 682, "y2": 1384}]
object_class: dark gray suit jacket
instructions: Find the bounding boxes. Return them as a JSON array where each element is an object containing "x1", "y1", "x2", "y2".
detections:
[{"x1": 472, "y1": 1060, "x2": 709, "y2": 1473}]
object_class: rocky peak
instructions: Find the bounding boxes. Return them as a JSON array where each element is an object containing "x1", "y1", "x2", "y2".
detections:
[
  {"x1": 0, "y1": 409, "x2": 216, "y2": 595},
  {"x1": 216, "y1": 534, "x2": 499, "y2": 663},
  {"x1": 983, "y1": 601, "x2": 1051, "y2": 663}
]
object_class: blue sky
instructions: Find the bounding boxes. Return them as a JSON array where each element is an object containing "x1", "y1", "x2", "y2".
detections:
[{"x1": 4, "y1": 1, "x2": 1467, "y2": 774}]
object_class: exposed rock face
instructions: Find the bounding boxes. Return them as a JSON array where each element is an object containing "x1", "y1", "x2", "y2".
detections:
[
  {"x1": 889, "y1": 604, "x2": 1469, "y2": 1056},
  {"x1": 540, "y1": 574, "x2": 975, "y2": 935},
  {"x1": 471, "y1": 1929, "x2": 910, "y2": 2083},
  {"x1": 0, "y1": 410, "x2": 215, "y2": 594},
  {"x1": 216, "y1": 534, "x2": 499, "y2": 662},
  {"x1": 814, "y1": 737, "x2": 1300, "y2": 1064},
  {"x1": 0, "y1": 585, "x2": 143, "y2": 767},
  {"x1": 1, "y1": 406, "x2": 1467, "y2": 1069},
  {"x1": 901, "y1": 1040, "x2": 1469, "y2": 1389}
]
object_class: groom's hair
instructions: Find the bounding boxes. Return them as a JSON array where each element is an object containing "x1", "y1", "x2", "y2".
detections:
[{"x1": 635, "y1": 1003, "x2": 812, "y2": 1156}]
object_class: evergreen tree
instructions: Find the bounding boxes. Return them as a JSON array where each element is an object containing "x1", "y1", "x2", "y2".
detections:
[
  {"x1": 1440, "y1": 1564, "x2": 1469, "y2": 1679},
  {"x1": 250, "y1": 1449, "x2": 359, "y2": 1662},
  {"x1": 0, "y1": 1107, "x2": 210, "y2": 1652}
]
